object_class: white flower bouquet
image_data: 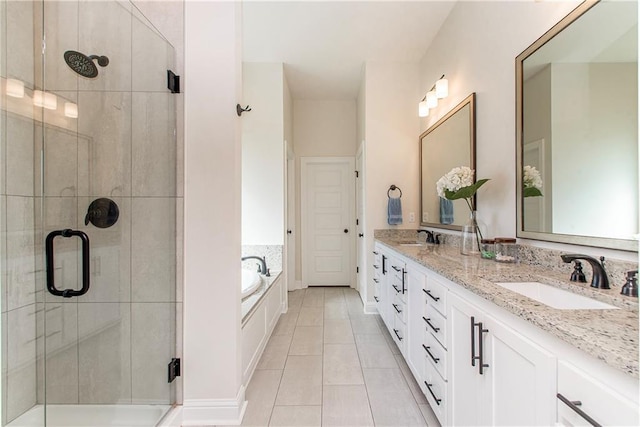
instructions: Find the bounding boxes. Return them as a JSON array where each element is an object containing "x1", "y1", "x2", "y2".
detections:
[
  {"x1": 436, "y1": 166, "x2": 489, "y2": 211},
  {"x1": 523, "y1": 165, "x2": 543, "y2": 197}
]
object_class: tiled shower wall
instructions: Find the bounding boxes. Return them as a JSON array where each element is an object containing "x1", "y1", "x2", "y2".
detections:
[{"x1": 1, "y1": 0, "x2": 184, "y2": 423}]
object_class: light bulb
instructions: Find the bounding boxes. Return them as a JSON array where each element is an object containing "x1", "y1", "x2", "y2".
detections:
[
  {"x1": 436, "y1": 78, "x2": 448, "y2": 99},
  {"x1": 6, "y1": 78, "x2": 25, "y2": 98},
  {"x1": 418, "y1": 100, "x2": 429, "y2": 117},
  {"x1": 426, "y1": 90, "x2": 438, "y2": 109}
]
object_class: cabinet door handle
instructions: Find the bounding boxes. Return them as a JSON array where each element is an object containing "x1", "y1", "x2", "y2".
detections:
[
  {"x1": 401, "y1": 268, "x2": 406, "y2": 294},
  {"x1": 393, "y1": 328, "x2": 403, "y2": 341},
  {"x1": 392, "y1": 303, "x2": 402, "y2": 314},
  {"x1": 374, "y1": 296, "x2": 379, "y2": 302},
  {"x1": 422, "y1": 344, "x2": 439, "y2": 363},
  {"x1": 382, "y1": 255, "x2": 387, "y2": 274},
  {"x1": 471, "y1": 316, "x2": 477, "y2": 367},
  {"x1": 424, "y1": 381, "x2": 442, "y2": 405},
  {"x1": 423, "y1": 316, "x2": 440, "y2": 333},
  {"x1": 557, "y1": 394, "x2": 602, "y2": 427},
  {"x1": 392, "y1": 284, "x2": 401, "y2": 293},
  {"x1": 476, "y1": 320, "x2": 489, "y2": 375},
  {"x1": 423, "y1": 288, "x2": 440, "y2": 302}
]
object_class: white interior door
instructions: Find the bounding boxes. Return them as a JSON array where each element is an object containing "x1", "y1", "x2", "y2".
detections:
[
  {"x1": 286, "y1": 150, "x2": 296, "y2": 290},
  {"x1": 356, "y1": 143, "x2": 366, "y2": 295},
  {"x1": 301, "y1": 157, "x2": 355, "y2": 287}
]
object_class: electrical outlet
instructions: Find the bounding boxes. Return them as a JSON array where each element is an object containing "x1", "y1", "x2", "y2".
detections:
[{"x1": 409, "y1": 212, "x2": 415, "y2": 223}]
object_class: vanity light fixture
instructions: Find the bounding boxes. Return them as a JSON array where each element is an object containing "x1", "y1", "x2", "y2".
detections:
[
  {"x1": 6, "y1": 78, "x2": 25, "y2": 98},
  {"x1": 64, "y1": 102, "x2": 78, "y2": 118},
  {"x1": 418, "y1": 74, "x2": 448, "y2": 117}
]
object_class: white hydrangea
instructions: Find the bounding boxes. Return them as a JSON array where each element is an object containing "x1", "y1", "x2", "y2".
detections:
[
  {"x1": 436, "y1": 166, "x2": 475, "y2": 198},
  {"x1": 523, "y1": 165, "x2": 542, "y2": 190}
]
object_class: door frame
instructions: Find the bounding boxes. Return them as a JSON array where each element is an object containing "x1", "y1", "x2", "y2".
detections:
[
  {"x1": 356, "y1": 142, "x2": 366, "y2": 298},
  {"x1": 300, "y1": 156, "x2": 356, "y2": 288}
]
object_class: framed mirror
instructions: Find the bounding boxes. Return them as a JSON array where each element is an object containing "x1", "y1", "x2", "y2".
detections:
[
  {"x1": 420, "y1": 93, "x2": 476, "y2": 230},
  {"x1": 516, "y1": 0, "x2": 638, "y2": 251}
]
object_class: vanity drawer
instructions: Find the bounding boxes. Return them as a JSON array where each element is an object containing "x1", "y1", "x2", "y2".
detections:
[
  {"x1": 424, "y1": 275, "x2": 448, "y2": 317},
  {"x1": 389, "y1": 274, "x2": 406, "y2": 303},
  {"x1": 424, "y1": 329, "x2": 447, "y2": 381},
  {"x1": 392, "y1": 293, "x2": 407, "y2": 324},
  {"x1": 423, "y1": 306, "x2": 447, "y2": 349},
  {"x1": 423, "y1": 358, "x2": 447, "y2": 425},
  {"x1": 392, "y1": 313, "x2": 406, "y2": 353},
  {"x1": 557, "y1": 361, "x2": 639, "y2": 426}
]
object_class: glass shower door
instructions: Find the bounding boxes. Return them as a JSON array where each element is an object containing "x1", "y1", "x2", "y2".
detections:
[{"x1": 1, "y1": 1, "x2": 178, "y2": 426}]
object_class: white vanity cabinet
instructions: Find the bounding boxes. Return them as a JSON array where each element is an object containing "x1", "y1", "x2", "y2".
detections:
[
  {"x1": 376, "y1": 243, "x2": 639, "y2": 427},
  {"x1": 448, "y1": 291, "x2": 556, "y2": 426}
]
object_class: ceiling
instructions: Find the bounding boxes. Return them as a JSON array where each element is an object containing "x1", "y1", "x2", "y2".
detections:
[{"x1": 242, "y1": 1, "x2": 456, "y2": 99}]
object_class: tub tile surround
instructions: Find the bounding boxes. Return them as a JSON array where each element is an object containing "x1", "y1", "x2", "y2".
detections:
[{"x1": 375, "y1": 230, "x2": 639, "y2": 377}]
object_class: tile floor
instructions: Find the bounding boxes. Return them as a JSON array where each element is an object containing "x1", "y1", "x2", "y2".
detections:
[{"x1": 231, "y1": 287, "x2": 440, "y2": 427}]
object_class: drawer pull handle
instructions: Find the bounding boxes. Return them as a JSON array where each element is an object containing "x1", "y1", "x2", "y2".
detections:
[
  {"x1": 423, "y1": 316, "x2": 440, "y2": 333},
  {"x1": 374, "y1": 296, "x2": 379, "y2": 302},
  {"x1": 392, "y1": 265, "x2": 401, "y2": 272},
  {"x1": 392, "y1": 303, "x2": 402, "y2": 314},
  {"x1": 557, "y1": 394, "x2": 602, "y2": 427},
  {"x1": 424, "y1": 381, "x2": 441, "y2": 405},
  {"x1": 393, "y1": 328, "x2": 403, "y2": 341},
  {"x1": 373, "y1": 251, "x2": 379, "y2": 255},
  {"x1": 422, "y1": 344, "x2": 439, "y2": 363},
  {"x1": 423, "y1": 288, "x2": 440, "y2": 302},
  {"x1": 373, "y1": 264, "x2": 380, "y2": 270},
  {"x1": 392, "y1": 284, "x2": 401, "y2": 293},
  {"x1": 373, "y1": 278, "x2": 379, "y2": 283}
]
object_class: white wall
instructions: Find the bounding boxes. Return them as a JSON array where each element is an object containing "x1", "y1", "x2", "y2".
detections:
[
  {"x1": 362, "y1": 61, "x2": 420, "y2": 306},
  {"x1": 242, "y1": 62, "x2": 285, "y2": 245},
  {"x1": 183, "y1": 1, "x2": 244, "y2": 424},
  {"x1": 292, "y1": 99, "x2": 357, "y2": 281}
]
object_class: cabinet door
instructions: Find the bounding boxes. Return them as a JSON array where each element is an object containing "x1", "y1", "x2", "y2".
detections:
[
  {"x1": 482, "y1": 313, "x2": 556, "y2": 426},
  {"x1": 406, "y1": 265, "x2": 426, "y2": 382},
  {"x1": 448, "y1": 293, "x2": 482, "y2": 426}
]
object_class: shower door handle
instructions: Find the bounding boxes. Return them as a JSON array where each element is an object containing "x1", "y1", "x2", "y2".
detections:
[{"x1": 46, "y1": 229, "x2": 90, "y2": 298}]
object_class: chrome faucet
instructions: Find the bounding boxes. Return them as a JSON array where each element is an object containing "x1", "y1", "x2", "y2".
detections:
[
  {"x1": 560, "y1": 254, "x2": 609, "y2": 289},
  {"x1": 241, "y1": 256, "x2": 270, "y2": 277}
]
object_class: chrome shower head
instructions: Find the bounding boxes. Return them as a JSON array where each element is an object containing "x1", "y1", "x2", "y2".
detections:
[{"x1": 63, "y1": 50, "x2": 109, "y2": 78}]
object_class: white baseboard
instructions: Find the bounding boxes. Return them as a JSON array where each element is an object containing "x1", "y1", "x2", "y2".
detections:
[
  {"x1": 364, "y1": 302, "x2": 379, "y2": 314},
  {"x1": 158, "y1": 406, "x2": 182, "y2": 427},
  {"x1": 295, "y1": 280, "x2": 303, "y2": 290},
  {"x1": 180, "y1": 387, "x2": 247, "y2": 426}
]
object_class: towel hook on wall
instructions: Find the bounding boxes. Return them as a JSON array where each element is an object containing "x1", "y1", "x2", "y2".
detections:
[
  {"x1": 388, "y1": 185, "x2": 402, "y2": 198},
  {"x1": 236, "y1": 104, "x2": 252, "y2": 116}
]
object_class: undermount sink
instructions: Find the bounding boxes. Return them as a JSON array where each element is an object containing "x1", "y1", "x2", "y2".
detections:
[
  {"x1": 398, "y1": 242, "x2": 426, "y2": 247},
  {"x1": 495, "y1": 282, "x2": 619, "y2": 310}
]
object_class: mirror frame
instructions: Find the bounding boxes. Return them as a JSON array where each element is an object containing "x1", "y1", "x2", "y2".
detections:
[
  {"x1": 516, "y1": 0, "x2": 638, "y2": 252},
  {"x1": 420, "y1": 93, "x2": 476, "y2": 230}
]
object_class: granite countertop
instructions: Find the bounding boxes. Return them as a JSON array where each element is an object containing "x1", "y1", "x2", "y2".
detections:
[{"x1": 376, "y1": 237, "x2": 639, "y2": 378}]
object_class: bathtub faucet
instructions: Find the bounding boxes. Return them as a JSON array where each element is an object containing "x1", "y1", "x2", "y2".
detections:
[{"x1": 241, "y1": 256, "x2": 270, "y2": 277}]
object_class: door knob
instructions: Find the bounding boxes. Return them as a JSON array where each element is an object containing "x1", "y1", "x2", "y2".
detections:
[
  {"x1": 287, "y1": 230, "x2": 292, "y2": 234},
  {"x1": 358, "y1": 233, "x2": 364, "y2": 237},
  {"x1": 344, "y1": 229, "x2": 349, "y2": 233}
]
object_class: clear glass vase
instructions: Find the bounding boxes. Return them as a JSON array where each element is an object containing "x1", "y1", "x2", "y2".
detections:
[{"x1": 461, "y1": 211, "x2": 482, "y2": 256}]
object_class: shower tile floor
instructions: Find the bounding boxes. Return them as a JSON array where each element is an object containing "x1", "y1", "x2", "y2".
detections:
[{"x1": 222, "y1": 287, "x2": 439, "y2": 427}]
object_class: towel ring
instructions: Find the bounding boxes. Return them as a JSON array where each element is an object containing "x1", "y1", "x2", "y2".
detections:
[{"x1": 388, "y1": 185, "x2": 402, "y2": 198}]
